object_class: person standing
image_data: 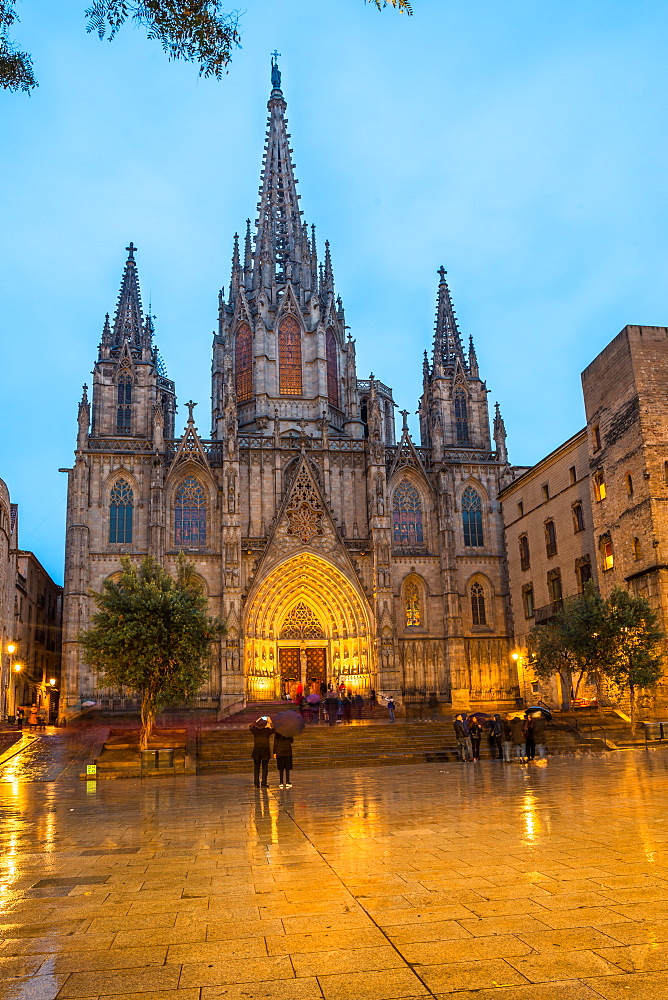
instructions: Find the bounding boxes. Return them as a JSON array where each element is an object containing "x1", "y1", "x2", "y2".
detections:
[
  {"x1": 353, "y1": 693, "x2": 364, "y2": 721},
  {"x1": 454, "y1": 714, "x2": 472, "y2": 761},
  {"x1": 510, "y1": 715, "x2": 526, "y2": 761},
  {"x1": 249, "y1": 717, "x2": 275, "y2": 787},
  {"x1": 468, "y1": 716, "x2": 482, "y2": 760},
  {"x1": 490, "y1": 714, "x2": 504, "y2": 760},
  {"x1": 324, "y1": 691, "x2": 339, "y2": 727},
  {"x1": 502, "y1": 715, "x2": 513, "y2": 762},
  {"x1": 342, "y1": 695, "x2": 352, "y2": 723},
  {"x1": 387, "y1": 697, "x2": 396, "y2": 723},
  {"x1": 525, "y1": 714, "x2": 536, "y2": 761},
  {"x1": 532, "y1": 713, "x2": 549, "y2": 759},
  {"x1": 369, "y1": 688, "x2": 377, "y2": 715},
  {"x1": 274, "y1": 730, "x2": 294, "y2": 788}
]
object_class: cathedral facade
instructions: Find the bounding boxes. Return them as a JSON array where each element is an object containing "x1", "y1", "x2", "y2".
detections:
[{"x1": 61, "y1": 61, "x2": 520, "y2": 718}]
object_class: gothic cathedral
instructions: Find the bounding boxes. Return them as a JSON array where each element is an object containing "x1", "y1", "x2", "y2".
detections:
[{"x1": 61, "y1": 60, "x2": 519, "y2": 717}]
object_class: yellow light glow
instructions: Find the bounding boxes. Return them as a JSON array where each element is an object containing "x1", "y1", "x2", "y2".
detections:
[
  {"x1": 49, "y1": 678, "x2": 56, "y2": 686},
  {"x1": 13, "y1": 663, "x2": 22, "y2": 672},
  {"x1": 512, "y1": 652, "x2": 519, "y2": 661},
  {"x1": 6, "y1": 643, "x2": 16, "y2": 654}
]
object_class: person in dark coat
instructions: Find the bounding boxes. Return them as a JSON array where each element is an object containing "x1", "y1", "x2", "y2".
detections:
[
  {"x1": 342, "y1": 695, "x2": 352, "y2": 723},
  {"x1": 454, "y1": 714, "x2": 472, "y2": 761},
  {"x1": 324, "y1": 692, "x2": 339, "y2": 726},
  {"x1": 468, "y1": 716, "x2": 482, "y2": 760},
  {"x1": 502, "y1": 716, "x2": 513, "y2": 762},
  {"x1": 524, "y1": 714, "x2": 536, "y2": 761},
  {"x1": 489, "y1": 714, "x2": 504, "y2": 760},
  {"x1": 274, "y1": 731, "x2": 294, "y2": 788},
  {"x1": 353, "y1": 693, "x2": 364, "y2": 720},
  {"x1": 249, "y1": 717, "x2": 275, "y2": 787}
]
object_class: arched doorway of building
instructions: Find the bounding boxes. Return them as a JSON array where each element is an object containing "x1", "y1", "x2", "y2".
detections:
[{"x1": 244, "y1": 553, "x2": 374, "y2": 701}]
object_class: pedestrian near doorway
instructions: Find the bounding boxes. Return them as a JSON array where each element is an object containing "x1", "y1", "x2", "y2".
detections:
[
  {"x1": 468, "y1": 716, "x2": 482, "y2": 760},
  {"x1": 353, "y1": 693, "x2": 364, "y2": 720},
  {"x1": 16, "y1": 707, "x2": 24, "y2": 729},
  {"x1": 274, "y1": 730, "x2": 294, "y2": 788},
  {"x1": 525, "y1": 714, "x2": 536, "y2": 761},
  {"x1": 249, "y1": 717, "x2": 275, "y2": 787},
  {"x1": 387, "y1": 698, "x2": 396, "y2": 722}
]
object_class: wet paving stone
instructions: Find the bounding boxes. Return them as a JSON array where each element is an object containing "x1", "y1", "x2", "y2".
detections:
[{"x1": 5, "y1": 742, "x2": 668, "y2": 997}]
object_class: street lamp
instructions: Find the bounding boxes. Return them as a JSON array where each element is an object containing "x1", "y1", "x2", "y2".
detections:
[
  {"x1": 13, "y1": 663, "x2": 23, "y2": 673},
  {"x1": 49, "y1": 678, "x2": 56, "y2": 687},
  {"x1": 7, "y1": 643, "x2": 16, "y2": 655}
]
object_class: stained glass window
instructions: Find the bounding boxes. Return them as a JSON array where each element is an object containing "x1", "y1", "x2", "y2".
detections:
[
  {"x1": 392, "y1": 480, "x2": 424, "y2": 547},
  {"x1": 175, "y1": 477, "x2": 206, "y2": 548},
  {"x1": 278, "y1": 316, "x2": 302, "y2": 395},
  {"x1": 235, "y1": 324, "x2": 252, "y2": 402},
  {"x1": 462, "y1": 486, "x2": 484, "y2": 546},
  {"x1": 405, "y1": 580, "x2": 421, "y2": 627},
  {"x1": 326, "y1": 328, "x2": 339, "y2": 407},
  {"x1": 454, "y1": 388, "x2": 469, "y2": 444},
  {"x1": 471, "y1": 582, "x2": 486, "y2": 626},
  {"x1": 116, "y1": 374, "x2": 132, "y2": 434},
  {"x1": 109, "y1": 479, "x2": 133, "y2": 544}
]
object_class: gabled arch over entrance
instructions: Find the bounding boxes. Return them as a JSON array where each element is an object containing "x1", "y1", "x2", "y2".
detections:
[{"x1": 244, "y1": 553, "x2": 375, "y2": 701}]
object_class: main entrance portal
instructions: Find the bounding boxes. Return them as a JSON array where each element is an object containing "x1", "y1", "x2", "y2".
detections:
[{"x1": 244, "y1": 553, "x2": 375, "y2": 702}]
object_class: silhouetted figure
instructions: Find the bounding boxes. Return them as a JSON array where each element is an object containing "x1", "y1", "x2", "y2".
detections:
[{"x1": 249, "y1": 717, "x2": 275, "y2": 787}]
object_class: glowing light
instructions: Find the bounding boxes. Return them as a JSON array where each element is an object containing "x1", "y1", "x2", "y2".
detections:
[
  {"x1": 13, "y1": 663, "x2": 22, "y2": 672},
  {"x1": 6, "y1": 643, "x2": 16, "y2": 654},
  {"x1": 49, "y1": 678, "x2": 56, "y2": 686}
]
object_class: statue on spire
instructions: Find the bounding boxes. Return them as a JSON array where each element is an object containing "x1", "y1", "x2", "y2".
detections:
[{"x1": 271, "y1": 51, "x2": 281, "y2": 90}]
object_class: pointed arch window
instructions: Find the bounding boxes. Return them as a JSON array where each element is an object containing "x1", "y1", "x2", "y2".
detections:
[
  {"x1": 280, "y1": 603, "x2": 325, "y2": 639},
  {"x1": 404, "y1": 579, "x2": 422, "y2": 627},
  {"x1": 116, "y1": 374, "x2": 132, "y2": 434},
  {"x1": 454, "y1": 388, "x2": 469, "y2": 444},
  {"x1": 326, "y1": 328, "x2": 339, "y2": 407},
  {"x1": 471, "y1": 582, "x2": 487, "y2": 626},
  {"x1": 109, "y1": 479, "x2": 133, "y2": 544},
  {"x1": 235, "y1": 323, "x2": 252, "y2": 402},
  {"x1": 462, "y1": 486, "x2": 484, "y2": 546},
  {"x1": 392, "y1": 480, "x2": 424, "y2": 547},
  {"x1": 278, "y1": 316, "x2": 302, "y2": 395},
  {"x1": 174, "y1": 477, "x2": 206, "y2": 548}
]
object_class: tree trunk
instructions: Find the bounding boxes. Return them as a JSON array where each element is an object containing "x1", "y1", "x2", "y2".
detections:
[
  {"x1": 572, "y1": 668, "x2": 586, "y2": 704},
  {"x1": 558, "y1": 670, "x2": 571, "y2": 711},
  {"x1": 629, "y1": 681, "x2": 637, "y2": 736},
  {"x1": 140, "y1": 691, "x2": 156, "y2": 750}
]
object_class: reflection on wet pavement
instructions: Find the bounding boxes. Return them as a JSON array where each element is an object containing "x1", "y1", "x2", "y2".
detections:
[{"x1": 3, "y1": 749, "x2": 668, "y2": 997}]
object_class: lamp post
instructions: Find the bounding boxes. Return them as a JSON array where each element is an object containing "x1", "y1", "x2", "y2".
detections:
[{"x1": 512, "y1": 651, "x2": 526, "y2": 707}]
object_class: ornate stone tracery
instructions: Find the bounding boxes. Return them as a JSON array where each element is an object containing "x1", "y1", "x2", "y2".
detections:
[
  {"x1": 285, "y1": 466, "x2": 324, "y2": 543},
  {"x1": 280, "y1": 602, "x2": 325, "y2": 639}
]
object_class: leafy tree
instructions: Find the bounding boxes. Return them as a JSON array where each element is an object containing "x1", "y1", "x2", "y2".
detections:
[
  {"x1": 79, "y1": 554, "x2": 225, "y2": 748},
  {"x1": 605, "y1": 587, "x2": 664, "y2": 734},
  {"x1": 2, "y1": 0, "x2": 413, "y2": 93},
  {"x1": 529, "y1": 583, "x2": 612, "y2": 709},
  {"x1": 1, "y1": 1, "x2": 36, "y2": 92},
  {"x1": 529, "y1": 619, "x2": 579, "y2": 711}
]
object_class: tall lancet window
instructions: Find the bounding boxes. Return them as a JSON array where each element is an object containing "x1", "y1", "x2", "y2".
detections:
[
  {"x1": 392, "y1": 480, "x2": 424, "y2": 547},
  {"x1": 462, "y1": 486, "x2": 484, "y2": 546},
  {"x1": 326, "y1": 328, "x2": 339, "y2": 407},
  {"x1": 471, "y1": 582, "x2": 487, "y2": 626},
  {"x1": 174, "y1": 477, "x2": 206, "y2": 548},
  {"x1": 109, "y1": 479, "x2": 133, "y2": 544},
  {"x1": 278, "y1": 316, "x2": 302, "y2": 395},
  {"x1": 454, "y1": 388, "x2": 469, "y2": 444},
  {"x1": 235, "y1": 323, "x2": 252, "y2": 402},
  {"x1": 116, "y1": 374, "x2": 132, "y2": 434}
]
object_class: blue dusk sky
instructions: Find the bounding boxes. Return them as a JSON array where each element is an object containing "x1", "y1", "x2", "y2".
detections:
[{"x1": 2, "y1": 0, "x2": 668, "y2": 584}]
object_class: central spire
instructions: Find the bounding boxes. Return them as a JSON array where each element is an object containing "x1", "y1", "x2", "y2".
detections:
[
  {"x1": 112, "y1": 242, "x2": 144, "y2": 351},
  {"x1": 432, "y1": 267, "x2": 466, "y2": 372},
  {"x1": 252, "y1": 56, "x2": 312, "y2": 291}
]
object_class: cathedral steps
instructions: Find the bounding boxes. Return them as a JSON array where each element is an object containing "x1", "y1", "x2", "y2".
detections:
[{"x1": 197, "y1": 720, "x2": 588, "y2": 773}]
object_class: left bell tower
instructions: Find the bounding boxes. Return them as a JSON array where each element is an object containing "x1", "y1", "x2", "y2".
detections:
[{"x1": 61, "y1": 244, "x2": 177, "y2": 720}]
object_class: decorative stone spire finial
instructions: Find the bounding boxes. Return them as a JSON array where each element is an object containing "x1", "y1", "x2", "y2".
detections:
[
  {"x1": 271, "y1": 50, "x2": 282, "y2": 91},
  {"x1": 186, "y1": 400, "x2": 197, "y2": 425},
  {"x1": 112, "y1": 242, "x2": 144, "y2": 350},
  {"x1": 433, "y1": 266, "x2": 466, "y2": 371},
  {"x1": 494, "y1": 401, "x2": 508, "y2": 463}
]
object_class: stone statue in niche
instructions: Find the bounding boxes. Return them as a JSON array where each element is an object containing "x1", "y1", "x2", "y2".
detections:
[{"x1": 375, "y1": 472, "x2": 385, "y2": 515}]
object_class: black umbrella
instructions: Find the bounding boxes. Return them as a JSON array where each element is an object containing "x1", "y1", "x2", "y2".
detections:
[
  {"x1": 527, "y1": 706, "x2": 553, "y2": 720},
  {"x1": 273, "y1": 711, "x2": 306, "y2": 738}
]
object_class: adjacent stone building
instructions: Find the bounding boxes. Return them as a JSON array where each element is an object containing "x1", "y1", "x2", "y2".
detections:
[
  {"x1": 0, "y1": 478, "x2": 17, "y2": 720},
  {"x1": 61, "y1": 60, "x2": 521, "y2": 718},
  {"x1": 499, "y1": 429, "x2": 597, "y2": 705}
]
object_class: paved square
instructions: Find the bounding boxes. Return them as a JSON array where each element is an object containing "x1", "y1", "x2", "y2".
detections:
[{"x1": 3, "y1": 750, "x2": 668, "y2": 998}]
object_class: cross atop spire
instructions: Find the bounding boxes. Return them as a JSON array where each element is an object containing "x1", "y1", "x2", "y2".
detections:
[
  {"x1": 112, "y1": 242, "x2": 145, "y2": 352},
  {"x1": 271, "y1": 50, "x2": 281, "y2": 90},
  {"x1": 433, "y1": 267, "x2": 466, "y2": 372}
]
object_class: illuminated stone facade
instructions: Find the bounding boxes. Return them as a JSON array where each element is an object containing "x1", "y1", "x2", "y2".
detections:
[{"x1": 61, "y1": 63, "x2": 519, "y2": 717}]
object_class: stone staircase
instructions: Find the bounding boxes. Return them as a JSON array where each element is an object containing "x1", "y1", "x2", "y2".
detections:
[{"x1": 197, "y1": 706, "x2": 590, "y2": 773}]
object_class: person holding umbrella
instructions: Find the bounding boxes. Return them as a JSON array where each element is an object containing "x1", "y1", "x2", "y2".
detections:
[{"x1": 249, "y1": 716, "x2": 275, "y2": 788}]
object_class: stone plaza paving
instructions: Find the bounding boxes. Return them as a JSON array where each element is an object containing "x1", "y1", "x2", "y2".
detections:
[{"x1": 4, "y1": 748, "x2": 668, "y2": 999}]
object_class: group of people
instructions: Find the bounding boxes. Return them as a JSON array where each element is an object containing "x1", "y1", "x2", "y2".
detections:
[
  {"x1": 15, "y1": 705, "x2": 47, "y2": 731},
  {"x1": 290, "y1": 684, "x2": 379, "y2": 725},
  {"x1": 248, "y1": 717, "x2": 294, "y2": 788},
  {"x1": 454, "y1": 711, "x2": 549, "y2": 762}
]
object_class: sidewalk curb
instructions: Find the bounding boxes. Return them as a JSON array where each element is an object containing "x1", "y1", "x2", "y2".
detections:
[{"x1": 0, "y1": 733, "x2": 40, "y2": 767}]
